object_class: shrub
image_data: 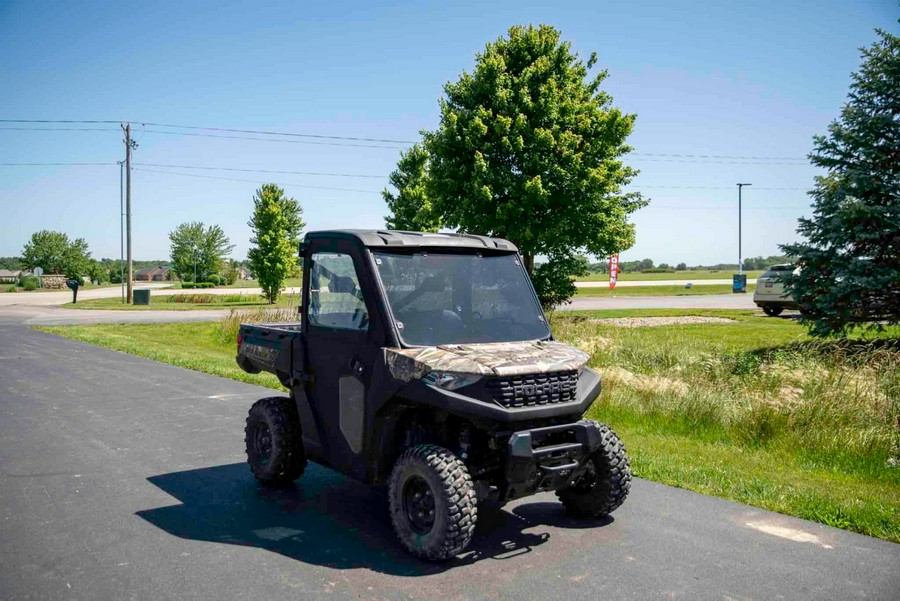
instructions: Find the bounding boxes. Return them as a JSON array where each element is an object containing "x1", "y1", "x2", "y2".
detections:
[
  {"x1": 6, "y1": 284, "x2": 17, "y2": 292},
  {"x1": 19, "y1": 275, "x2": 39, "y2": 291},
  {"x1": 180, "y1": 282, "x2": 215, "y2": 289},
  {"x1": 207, "y1": 274, "x2": 223, "y2": 286}
]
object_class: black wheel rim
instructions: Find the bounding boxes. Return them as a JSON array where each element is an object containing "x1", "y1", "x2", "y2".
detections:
[
  {"x1": 253, "y1": 422, "x2": 273, "y2": 465},
  {"x1": 402, "y1": 475, "x2": 436, "y2": 534}
]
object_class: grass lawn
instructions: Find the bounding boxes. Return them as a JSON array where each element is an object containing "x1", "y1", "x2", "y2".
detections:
[
  {"x1": 218, "y1": 277, "x2": 302, "y2": 289},
  {"x1": 576, "y1": 269, "x2": 764, "y2": 282},
  {"x1": 575, "y1": 283, "x2": 756, "y2": 297},
  {"x1": 37, "y1": 308, "x2": 900, "y2": 542},
  {"x1": 64, "y1": 292, "x2": 302, "y2": 311}
]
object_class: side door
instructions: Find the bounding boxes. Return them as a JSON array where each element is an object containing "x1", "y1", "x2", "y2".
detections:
[{"x1": 300, "y1": 240, "x2": 380, "y2": 475}]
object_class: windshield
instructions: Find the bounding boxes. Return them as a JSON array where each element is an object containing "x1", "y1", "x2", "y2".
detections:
[{"x1": 373, "y1": 251, "x2": 551, "y2": 346}]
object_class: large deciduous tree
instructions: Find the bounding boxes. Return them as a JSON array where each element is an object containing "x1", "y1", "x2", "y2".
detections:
[
  {"x1": 781, "y1": 29, "x2": 899, "y2": 336},
  {"x1": 247, "y1": 184, "x2": 305, "y2": 304},
  {"x1": 21, "y1": 230, "x2": 92, "y2": 278},
  {"x1": 382, "y1": 144, "x2": 441, "y2": 232},
  {"x1": 169, "y1": 222, "x2": 235, "y2": 282},
  {"x1": 420, "y1": 24, "x2": 645, "y2": 306}
]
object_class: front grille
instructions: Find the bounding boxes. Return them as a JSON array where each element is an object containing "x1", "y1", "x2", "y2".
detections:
[{"x1": 485, "y1": 370, "x2": 579, "y2": 408}]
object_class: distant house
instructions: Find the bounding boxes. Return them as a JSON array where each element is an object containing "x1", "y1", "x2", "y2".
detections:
[
  {"x1": 134, "y1": 266, "x2": 171, "y2": 282},
  {"x1": 0, "y1": 269, "x2": 22, "y2": 283},
  {"x1": 237, "y1": 266, "x2": 252, "y2": 280}
]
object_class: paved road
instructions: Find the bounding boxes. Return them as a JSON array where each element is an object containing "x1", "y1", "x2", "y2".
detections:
[
  {"x1": 1, "y1": 326, "x2": 896, "y2": 600},
  {"x1": 565, "y1": 293, "x2": 758, "y2": 311},
  {"x1": 0, "y1": 304, "x2": 231, "y2": 326},
  {"x1": 0, "y1": 284, "x2": 299, "y2": 307},
  {"x1": 575, "y1": 278, "x2": 757, "y2": 288},
  {"x1": 0, "y1": 283, "x2": 174, "y2": 307}
]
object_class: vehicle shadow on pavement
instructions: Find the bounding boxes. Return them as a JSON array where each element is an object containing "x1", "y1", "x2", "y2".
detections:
[{"x1": 136, "y1": 462, "x2": 612, "y2": 575}]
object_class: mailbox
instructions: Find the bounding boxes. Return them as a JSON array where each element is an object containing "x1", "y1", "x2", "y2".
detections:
[{"x1": 66, "y1": 278, "x2": 80, "y2": 303}]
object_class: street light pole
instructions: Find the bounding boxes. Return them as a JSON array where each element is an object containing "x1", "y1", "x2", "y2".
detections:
[
  {"x1": 737, "y1": 183, "x2": 752, "y2": 276},
  {"x1": 193, "y1": 245, "x2": 197, "y2": 284}
]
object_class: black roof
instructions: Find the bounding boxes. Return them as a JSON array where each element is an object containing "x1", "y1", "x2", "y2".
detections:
[{"x1": 303, "y1": 230, "x2": 518, "y2": 252}]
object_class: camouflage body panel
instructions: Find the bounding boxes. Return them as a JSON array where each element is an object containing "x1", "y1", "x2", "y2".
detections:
[{"x1": 384, "y1": 340, "x2": 589, "y2": 382}]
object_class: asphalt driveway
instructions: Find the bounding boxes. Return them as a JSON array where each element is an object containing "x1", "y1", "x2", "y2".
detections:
[{"x1": 1, "y1": 326, "x2": 897, "y2": 600}]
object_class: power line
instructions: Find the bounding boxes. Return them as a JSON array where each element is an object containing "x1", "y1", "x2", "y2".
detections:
[
  {"x1": 631, "y1": 152, "x2": 806, "y2": 161},
  {"x1": 133, "y1": 162, "x2": 388, "y2": 179},
  {"x1": 0, "y1": 119, "x2": 121, "y2": 125},
  {"x1": 647, "y1": 205, "x2": 809, "y2": 211},
  {"x1": 0, "y1": 126, "x2": 121, "y2": 132},
  {"x1": 628, "y1": 157, "x2": 808, "y2": 166},
  {"x1": 137, "y1": 121, "x2": 415, "y2": 144},
  {"x1": 0, "y1": 120, "x2": 815, "y2": 162},
  {"x1": 0, "y1": 161, "x2": 116, "y2": 166},
  {"x1": 132, "y1": 167, "x2": 382, "y2": 194},
  {"x1": 136, "y1": 128, "x2": 405, "y2": 150},
  {"x1": 0, "y1": 119, "x2": 415, "y2": 144},
  {"x1": 632, "y1": 184, "x2": 807, "y2": 190}
]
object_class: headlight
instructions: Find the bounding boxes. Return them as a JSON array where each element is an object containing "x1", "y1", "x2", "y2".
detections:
[{"x1": 422, "y1": 371, "x2": 482, "y2": 390}]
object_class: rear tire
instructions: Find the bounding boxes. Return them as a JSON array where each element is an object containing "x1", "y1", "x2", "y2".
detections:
[
  {"x1": 558, "y1": 422, "x2": 631, "y2": 518},
  {"x1": 763, "y1": 305, "x2": 783, "y2": 317},
  {"x1": 245, "y1": 397, "x2": 306, "y2": 485},
  {"x1": 388, "y1": 445, "x2": 477, "y2": 561}
]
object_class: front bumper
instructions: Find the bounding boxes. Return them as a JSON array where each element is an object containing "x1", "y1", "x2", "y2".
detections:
[{"x1": 502, "y1": 419, "x2": 604, "y2": 501}]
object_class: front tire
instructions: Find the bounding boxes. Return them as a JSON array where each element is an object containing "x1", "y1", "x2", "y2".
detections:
[
  {"x1": 763, "y1": 305, "x2": 784, "y2": 317},
  {"x1": 558, "y1": 422, "x2": 631, "y2": 518},
  {"x1": 388, "y1": 445, "x2": 477, "y2": 561},
  {"x1": 245, "y1": 397, "x2": 306, "y2": 485}
]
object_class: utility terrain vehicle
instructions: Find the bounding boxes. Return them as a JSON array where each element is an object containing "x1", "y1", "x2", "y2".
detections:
[{"x1": 236, "y1": 230, "x2": 631, "y2": 561}]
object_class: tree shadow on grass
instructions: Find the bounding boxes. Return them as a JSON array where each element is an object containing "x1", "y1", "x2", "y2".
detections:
[
  {"x1": 136, "y1": 462, "x2": 612, "y2": 576},
  {"x1": 749, "y1": 336, "x2": 900, "y2": 364}
]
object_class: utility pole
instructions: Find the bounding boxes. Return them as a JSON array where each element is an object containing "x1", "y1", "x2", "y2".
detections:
[
  {"x1": 122, "y1": 123, "x2": 136, "y2": 303},
  {"x1": 119, "y1": 160, "x2": 125, "y2": 303},
  {"x1": 736, "y1": 183, "x2": 751, "y2": 276}
]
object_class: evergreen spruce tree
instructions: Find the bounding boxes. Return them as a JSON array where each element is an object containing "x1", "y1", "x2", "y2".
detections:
[{"x1": 781, "y1": 28, "x2": 899, "y2": 335}]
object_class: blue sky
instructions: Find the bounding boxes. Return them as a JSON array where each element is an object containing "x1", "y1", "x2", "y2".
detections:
[{"x1": 0, "y1": 0, "x2": 896, "y2": 265}]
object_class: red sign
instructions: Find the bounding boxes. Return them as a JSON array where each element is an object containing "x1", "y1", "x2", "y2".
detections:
[{"x1": 609, "y1": 254, "x2": 620, "y2": 290}]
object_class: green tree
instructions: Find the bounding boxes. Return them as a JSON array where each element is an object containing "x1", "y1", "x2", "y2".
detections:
[
  {"x1": 0, "y1": 257, "x2": 23, "y2": 271},
  {"x1": 21, "y1": 230, "x2": 92, "y2": 278},
  {"x1": 423, "y1": 25, "x2": 646, "y2": 305},
  {"x1": 86, "y1": 260, "x2": 108, "y2": 284},
  {"x1": 169, "y1": 222, "x2": 235, "y2": 282},
  {"x1": 781, "y1": 29, "x2": 899, "y2": 336},
  {"x1": 247, "y1": 184, "x2": 305, "y2": 303},
  {"x1": 383, "y1": 144, "x2": 441, "y2": 232},
  {"x1": 530, "y1": 253, "x2": 589, "y2": 310},
  {"x1": 223, "y1": 259, "x2": 240, "y2": 286}
]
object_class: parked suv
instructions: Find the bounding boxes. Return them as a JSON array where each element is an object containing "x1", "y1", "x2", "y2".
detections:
[{"x1": 753, "y1": 264, "x2": 799, "y2": 316}]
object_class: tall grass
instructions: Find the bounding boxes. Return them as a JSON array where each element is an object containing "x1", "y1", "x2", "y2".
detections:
[
  {"x1": 552, "y1": 314, "x2": 900, "y2": 469},
  {"x1": 164, "y1": 293, "x2": 264, "y2": 304},
  {"x1": 213, "y1": 293, "x2": 301, "y2": 344}
]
